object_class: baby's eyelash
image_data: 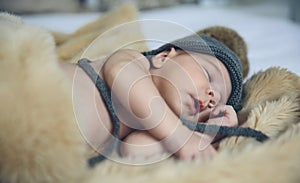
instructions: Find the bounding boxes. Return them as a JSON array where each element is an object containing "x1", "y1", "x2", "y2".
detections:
[{"x1": 203, "y1": 68, "x2": 211, "y2": 82}]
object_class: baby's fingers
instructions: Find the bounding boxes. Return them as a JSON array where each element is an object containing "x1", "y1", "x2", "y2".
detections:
[
  {"x1": 206, "y1": 117, "x2": 224, "y2": 126},
  {"x1": 194, "y1": 144, "x2": 216, "y2": 161},
  {"x1": 210, "y1": 105, "x2": 226, "y2": 117},
  {"x1": 207, "y1": 105, "x2": 238, "y2": 126}
]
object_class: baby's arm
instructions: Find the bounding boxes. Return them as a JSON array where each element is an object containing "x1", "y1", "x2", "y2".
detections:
[
  {"x1": 119, "y1": 131, "x2": 166, "y2": 158},
  {"x1": 119, "y1": 105, "x2": 237, "y2": 159},
  {"x1": 102, "y1": 49, "x2": 216, "y2": 160},
  {"x1": 120, "y1": 131, "x2": 216, "y2": 159},
  {"x1": 102, "y1": 49, "x2": 178, "y2": 139}
]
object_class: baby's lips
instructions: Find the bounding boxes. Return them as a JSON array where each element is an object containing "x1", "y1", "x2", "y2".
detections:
[{"x1": 192, "y1": 97, "x2": 205, "y2": 113}]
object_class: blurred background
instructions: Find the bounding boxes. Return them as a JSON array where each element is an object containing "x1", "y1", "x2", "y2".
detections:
[
  {"x1": 0, "y1": 0, "x2": 299, "y2": 23},
  {"x1": 0, "y1": 0, "x2": 299, "y2": 77}
]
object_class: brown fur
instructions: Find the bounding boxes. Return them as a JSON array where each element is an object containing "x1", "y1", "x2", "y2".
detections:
[
  {"x1": 218, "y1": 67, "x2": 300, "y2": 150},
  {"x1": 0, "y1": 4, "x2": 300, "y2": 183},
  {"x1": 243, "y1": 67, "x2": 300, "y2": 109}
]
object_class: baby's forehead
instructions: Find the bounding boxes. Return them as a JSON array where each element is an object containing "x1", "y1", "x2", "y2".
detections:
[
  {"x1": 185, "y1": 51, "x2": 232, "y2": 97},
  {"x1": 187, "y1": 51, "x2": 229, "y2": 74},
  {"x1": 171, "y1": 49, "x2": 229, "y2": 78}
]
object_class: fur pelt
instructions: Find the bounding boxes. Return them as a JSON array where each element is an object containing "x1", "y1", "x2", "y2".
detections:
[
  {"x1": 0, "y1": 13, "x2": 89, "y2": 183},
  {"x1": 52, "y1": 4, "x2": 148, "y2": 63},
  {"x1": 0, "y1": 5, "x2": 300, "y2": 183}
]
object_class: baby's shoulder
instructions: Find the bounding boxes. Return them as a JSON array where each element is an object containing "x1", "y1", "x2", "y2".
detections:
[{"x1": 115, "y1": 49, "x2": 151, "y2": 71}]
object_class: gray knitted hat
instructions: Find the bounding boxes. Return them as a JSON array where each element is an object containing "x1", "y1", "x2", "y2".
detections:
[{"x1": 142, "y1": 35, "x2": 243, "y2": 111}]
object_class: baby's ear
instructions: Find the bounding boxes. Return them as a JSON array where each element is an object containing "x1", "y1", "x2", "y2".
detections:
[
  {"x1": 152, "y1": 47, "x2": 177, "y2": 69},
  {"x1": 152, "y1": 51, "x2": 168, "y2": 69},
  {"x1": 197, "y1": 26, "x2": 249, "y2": 79}
]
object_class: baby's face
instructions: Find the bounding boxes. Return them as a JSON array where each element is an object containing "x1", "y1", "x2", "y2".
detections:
[{"x1": 151, "y1": 50, "x2": 231, "y2": 122}]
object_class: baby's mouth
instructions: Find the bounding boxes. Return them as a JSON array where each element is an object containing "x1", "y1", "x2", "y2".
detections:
[{"x1": 192, "y1": 97, "x2": 204, "y2": 114}]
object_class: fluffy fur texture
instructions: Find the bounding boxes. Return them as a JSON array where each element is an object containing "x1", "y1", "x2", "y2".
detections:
[
  {"x1": 52, "y1": 4, "x2": 148, "y2": 63},
  {"x1": 0, "y1": 4, "x2": 300, "y2": 183},
  {"x1": 0, "y1": 13, "x2": 89, "y2": 183}
]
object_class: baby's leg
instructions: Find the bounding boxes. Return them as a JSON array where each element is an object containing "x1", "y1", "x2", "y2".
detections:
[{"x1": 119, "y1": 131, "x2": 167, "y2": 158}]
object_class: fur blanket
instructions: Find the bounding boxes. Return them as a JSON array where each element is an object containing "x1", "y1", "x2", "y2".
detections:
[{"x1": 0, "y1": 5, "x2": 300, "y2": 183}]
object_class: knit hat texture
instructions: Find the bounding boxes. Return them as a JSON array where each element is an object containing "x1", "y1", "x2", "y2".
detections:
[{"x1": 142, "y1": 35, "x2": 243, "y2": 111}]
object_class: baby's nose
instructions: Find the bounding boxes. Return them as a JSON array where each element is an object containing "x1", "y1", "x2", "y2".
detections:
[{"x1": 207, "y1": 89, "x2": 221, "y2": 108}]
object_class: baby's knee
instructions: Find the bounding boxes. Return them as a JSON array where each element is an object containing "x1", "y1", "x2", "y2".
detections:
[{"x1": 119, "y1": 131, "x2": 165, "y2": 158}]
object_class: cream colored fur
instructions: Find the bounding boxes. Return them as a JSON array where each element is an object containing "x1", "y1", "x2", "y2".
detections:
[
  {"x1": 0, "y1": 6, "x2": 300, "y2": 183},
  {"x1": 52, "y1": 4, "x2": 148, "y2": 63},
  {"x1": 0, "y1": 13, "x2": 89, "y2": 183}
]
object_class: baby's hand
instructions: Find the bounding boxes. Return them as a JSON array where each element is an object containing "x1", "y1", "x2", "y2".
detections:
[
  {"x1": 163, "y1": 126, "x2": 217, "y2": 161},
  {"x1": 206, "y1": 105, "x2": 238, "y2": 127},
  {"x1": 175, "y1": 132, "x2": 216, "y2": 161}
]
